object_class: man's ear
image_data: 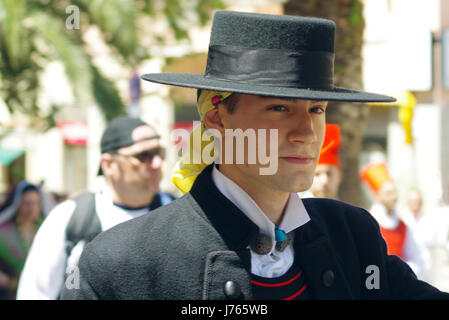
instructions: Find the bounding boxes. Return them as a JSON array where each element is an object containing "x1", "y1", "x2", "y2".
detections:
[
  {"x1": 336, "y1": 167, "x2": 343, "y2": 186},
  {"x1": 203, "y1": 107, "x2": 225, "y2": 135},
  {"x1": 100, "y1": 153, "x2": 114, "y2": 176}
]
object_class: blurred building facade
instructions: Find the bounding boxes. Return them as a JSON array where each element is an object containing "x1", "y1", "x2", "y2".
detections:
[
  {"x1": 362, "y1": 0, "x2": 449, "y2": 292},
  {"x1": 362, "y1": 0, "x2": 449, "y2": 217}
]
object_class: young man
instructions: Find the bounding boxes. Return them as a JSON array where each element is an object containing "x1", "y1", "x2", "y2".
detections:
[
  {"x1": 17, "y1": 116, "x2": 174, "y2": 299},
  {"x1": 415, "y1": 180, "x2": 449, "y2": 291},
  {"x1": 360, "y1": 163, "x2": 428, "y2": 280},
  {"x1": 61, "y1": 11, "x2": 448, "y2": 299},
  {"x1": 406, "y1": 189, "x2": 425, "y2": 226}
]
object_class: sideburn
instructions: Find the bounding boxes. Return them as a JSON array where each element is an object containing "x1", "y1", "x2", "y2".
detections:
[{"x1": 222, "y1": 93, "x2": 240, "y2": 114}]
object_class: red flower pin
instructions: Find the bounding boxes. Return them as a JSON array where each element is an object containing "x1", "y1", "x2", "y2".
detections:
[{"x1": 211, "y1": 95, "x2": 222, "y2": 106}]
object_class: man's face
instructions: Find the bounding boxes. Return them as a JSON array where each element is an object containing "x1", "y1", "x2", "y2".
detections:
[
  {"x1": 215, "y1": 94, "x2": 327, "y2": 196},
  {"x1": 106, "y1": 125, "x2": 163, "y2": 194},
  {"x1": 17, "y1": 190, "x2": 41, "y2": 223},
  {"x1": 376, "y1": 181, "x2": 398, "y2": 213},
  {"x1": 309, "y1": 164, "x2": 342, "y2": 199},
  {"x1": 406, "y1": 190, "x2": 422, "y2": 217}
]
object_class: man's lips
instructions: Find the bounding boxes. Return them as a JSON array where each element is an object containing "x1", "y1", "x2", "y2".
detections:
[{"x1": 280, "y1": 156, "x2": 315, "y2": 164}]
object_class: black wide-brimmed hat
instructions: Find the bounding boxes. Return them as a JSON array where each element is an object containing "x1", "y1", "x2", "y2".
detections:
[{"x1": 142, "y1": 10, "x2": 395, "y2": 102}]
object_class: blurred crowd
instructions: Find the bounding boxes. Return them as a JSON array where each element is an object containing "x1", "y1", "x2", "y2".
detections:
[
  {"x1": 0, "y1": 181, "x2": 56, "y2": 299},
  {"x1": 302, "y1": 124, "x2": 449, "y2": 292},
  {"x1": 0, "y1": 120, "x2": 448, "y2": 299}
]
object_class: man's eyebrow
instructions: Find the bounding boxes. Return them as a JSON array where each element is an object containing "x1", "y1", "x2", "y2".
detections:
[{"x1": 256, "y1": 95, "x2": 327, "y2": 103}]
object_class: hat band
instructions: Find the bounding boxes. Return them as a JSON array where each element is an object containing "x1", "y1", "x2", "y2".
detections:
[{"x1": 205, "y1": 45, "x2": 334, "y2": 90}]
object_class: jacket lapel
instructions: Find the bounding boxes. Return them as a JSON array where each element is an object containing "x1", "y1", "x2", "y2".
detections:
[
  {"x1": 192, "y1": 164, "x2": 356, "y2": 299},
  {"x1": 294, "y1": 205, "x2": 356, "y2": 299},
  {"x1": 190, "y1": 164, "x2": 259, "y2": 251},
  {"x1": 202, "y1": 250, "x2": 253, "y2": 300}
]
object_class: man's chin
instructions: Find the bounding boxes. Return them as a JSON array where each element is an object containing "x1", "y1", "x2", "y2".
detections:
[
  {"x1": 279, "y1": 180, "x2": 314, "y2": 193},
  {"x1": 146, "y1": 182, "x2": 160, "y2": 193}
]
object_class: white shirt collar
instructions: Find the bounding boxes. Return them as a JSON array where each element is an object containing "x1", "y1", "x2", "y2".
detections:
[
  {"x1": 96, "y1": 188, "x2": 151, "y2": 231},
  {"x1": 370, "y1": 202, "x2": 399, "y2": 229},
  {"x1": 211, "y1": 166, "x2": 310, "y2": 241}
]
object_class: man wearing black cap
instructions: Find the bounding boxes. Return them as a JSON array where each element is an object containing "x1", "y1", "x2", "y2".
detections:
[
  {"x1": 62, "y1": 11, "x2": 448, "y2": 300},
  {"x1": 17, "y1": 116, "x2": 174, "y2": 299}
]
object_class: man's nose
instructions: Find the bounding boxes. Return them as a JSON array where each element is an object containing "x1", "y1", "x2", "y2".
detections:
[
  {"x1": 317, "y1": 172, "x2": 329, "y2": 184},
  {"x1": 146, "y1": 154, "x2": 163, "y2": 170},
  {"x1": 287, "y1": 113, "x2": 317, "y2": 144}
]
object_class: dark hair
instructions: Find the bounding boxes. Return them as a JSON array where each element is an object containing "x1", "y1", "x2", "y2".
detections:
[
  {"x1": 22, "y1": 184, "x2": 39, "y2": 195},
  {"x1": 0, "y1": 182, "x2": 39, "y2": 212},
  {"x1": 222, "y1": 93, "x2": 240, "y2": 114}
]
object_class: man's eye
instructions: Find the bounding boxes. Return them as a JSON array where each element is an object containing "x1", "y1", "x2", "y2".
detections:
[
  {"x1": 269, "y1": 105, "x2": 287, "y2": 111},
  {"x1": 311, "y1": 106, "x2": 326, "y2": 114}
]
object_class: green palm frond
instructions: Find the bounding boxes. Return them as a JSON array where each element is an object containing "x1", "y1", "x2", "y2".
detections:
[
  {"x1": 140, "y1": 0, "x2": 226, "y2": 40},
  {"x1": 91, "y1": 64, "x2": 125, "y2": 122},
  {"x1": 164, "y1": 0, "x2": 189, "y2": 40},
  {"x1": 0, "y1": 0, "x2": 30, "y2": 68},
  {"x1": 0, "y1": 0, "x2": 226, "y2": 126},
  {"x1": 30, "y1": 11, "x2": 93, "y2": 105},
  {"x1": 196, "y1": 0, "x2": 227, "y2": 25},
  {"x1": 77, "y1": 0, "x2": 139, "y2": 63}
]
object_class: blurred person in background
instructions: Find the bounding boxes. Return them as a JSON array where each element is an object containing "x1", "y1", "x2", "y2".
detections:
[
  {"x1": 406, "y1": 188, "x2": 425, "y2": 230},
  {"x1": 17, "y1": 116, "x2": 175, "y2": 300},
  {"x1": 360, "y1": 163, "x2": 429, "y2": 279},
  {"x1": 50, "y1": 192, "x2": 68, "y2": 205},
  {"x1": 0, "y1": 181, "x2": 54, "y2": 299},
  {"x1": 415, "y1": 179, "x2": 449, "y2": 291},
  {"x1": 303, "y1": 124, "x2": 342, "y2": 199},
  {"x1": 0, "y1": 193, "x2": 6, "y2": 208}
]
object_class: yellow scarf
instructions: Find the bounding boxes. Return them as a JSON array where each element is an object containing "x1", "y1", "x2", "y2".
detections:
[{"x1": 171, "y1": 90, "x2": 232, "y2": 194}]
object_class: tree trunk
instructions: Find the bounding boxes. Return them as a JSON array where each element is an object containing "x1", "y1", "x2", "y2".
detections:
[{"x1": 284, "y1": 0, "x2": 369, "y2": 208}]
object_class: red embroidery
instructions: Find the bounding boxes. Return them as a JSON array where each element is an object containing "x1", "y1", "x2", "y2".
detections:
[
  {"x1": 251, "y1": 270, "x2": 302, "y2": 287},
  {"x1": 283, "y1": 283, "x2": 308, "y2": 300}
]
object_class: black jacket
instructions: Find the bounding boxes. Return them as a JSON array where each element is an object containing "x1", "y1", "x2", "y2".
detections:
[{"x1": 61, "y1": 165, "x2": 449, "y2": 300}]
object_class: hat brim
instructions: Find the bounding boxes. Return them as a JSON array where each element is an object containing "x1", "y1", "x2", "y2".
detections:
[{"x1": 142, "y1": 73, "x2": 395, "y2": 103}]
